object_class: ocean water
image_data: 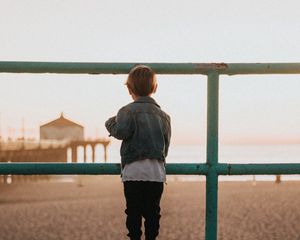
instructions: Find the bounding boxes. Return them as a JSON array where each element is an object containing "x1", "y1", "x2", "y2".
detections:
[{"x1": 105, "y1": 144, "x2": 300, "y2": 181}]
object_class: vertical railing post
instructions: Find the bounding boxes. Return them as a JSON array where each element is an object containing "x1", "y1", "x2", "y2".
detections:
[{"x1": 205, "y1": 71, "x2": 219, "y2": 240}]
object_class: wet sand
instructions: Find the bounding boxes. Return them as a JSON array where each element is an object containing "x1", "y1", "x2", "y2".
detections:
[{"x1": 0, "y1": 177, "x2": 299, "y2": 240}]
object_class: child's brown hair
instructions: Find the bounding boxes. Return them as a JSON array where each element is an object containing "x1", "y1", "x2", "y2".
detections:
[{"x1": 126, "y1": 65, "x2": 157, "y2": 96}]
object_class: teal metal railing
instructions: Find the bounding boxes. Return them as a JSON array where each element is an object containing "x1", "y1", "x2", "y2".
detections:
[{"x1": 1, "y1": 61, "x2": 300, "y2": 240}]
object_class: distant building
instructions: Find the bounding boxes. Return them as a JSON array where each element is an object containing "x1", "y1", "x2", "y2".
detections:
[{"x1": 40, "y1": 113, "x2": 84, "y2": 141}]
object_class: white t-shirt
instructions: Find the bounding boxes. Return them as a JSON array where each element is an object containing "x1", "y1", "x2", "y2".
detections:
[{"x1": 121, "y1": 158, "x2": 166, "y2": 182}]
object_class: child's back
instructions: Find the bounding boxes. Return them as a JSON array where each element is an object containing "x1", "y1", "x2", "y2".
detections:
[{"x1": 105, "y1": 65, "x2": 171, "y2": 240}]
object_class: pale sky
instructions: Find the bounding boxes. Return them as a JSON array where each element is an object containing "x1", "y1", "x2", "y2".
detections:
[{"x1": 1, "y1": 0, "x2": 300, "y2": 145}]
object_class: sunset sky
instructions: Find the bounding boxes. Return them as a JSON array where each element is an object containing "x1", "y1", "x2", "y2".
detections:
[{"x1": 1, "y1": 0, "x2": 300, "y2": 145}]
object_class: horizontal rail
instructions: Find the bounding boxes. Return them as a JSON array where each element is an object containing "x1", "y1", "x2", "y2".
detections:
[
  {"x1": 0, "y1": 163, "x2": 300, "y2": 175},
  {"x1": 217, "y1": 163, "x2": 300, "y2": 175},
  {"x1": 1, "y1": 61, "x2": 300, "y2": 75},
  {"x1": 0, "y1": 163, "x2": 209, "y2": 175}
]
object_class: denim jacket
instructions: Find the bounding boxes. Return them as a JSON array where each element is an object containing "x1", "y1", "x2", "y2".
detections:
[{"x1": 105, "y1": 96, "x2": 171, "y2": 167}]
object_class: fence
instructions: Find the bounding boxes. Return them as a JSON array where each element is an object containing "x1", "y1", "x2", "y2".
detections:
[{"x1": 1, "y1": 61, "x2": 300, "y2": 240}]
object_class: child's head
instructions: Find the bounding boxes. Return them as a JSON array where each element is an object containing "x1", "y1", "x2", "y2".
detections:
[{"x1": 126, "y1": 65, "x2": 157, "y2": 98}]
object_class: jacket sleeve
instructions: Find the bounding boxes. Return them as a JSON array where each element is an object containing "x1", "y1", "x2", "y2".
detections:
[
  {"x1": 105, "y1": 107, "x2": 133, "y2": 140},
  {"x1": 164, "y1": 115, "x2": 171, "y2": 157}
]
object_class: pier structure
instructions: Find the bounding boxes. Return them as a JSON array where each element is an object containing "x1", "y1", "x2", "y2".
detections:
[
  {"x1": 0, "y1": 138, "x2": 110, "y2": 183},
  {"x1": 70, "y1": 140, "x2": 110, "y2": 163}
]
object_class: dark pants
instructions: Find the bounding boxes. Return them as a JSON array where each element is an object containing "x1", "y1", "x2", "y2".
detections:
[{"x1": 123, "y1": 181, "x2": 164, "y2": 240}]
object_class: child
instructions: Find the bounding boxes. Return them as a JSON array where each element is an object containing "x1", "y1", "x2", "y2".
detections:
[{"x1": 105, "y1": 65, "x2": 171, "y2": 240}]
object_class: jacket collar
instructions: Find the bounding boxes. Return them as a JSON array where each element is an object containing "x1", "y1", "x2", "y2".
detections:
[{"x1": 134, "y1": 96, "x2": 160, "y2": 108}]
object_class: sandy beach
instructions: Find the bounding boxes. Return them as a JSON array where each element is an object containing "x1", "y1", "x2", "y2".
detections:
[{"x1": 0, "y1": 177, "x2": 299, "y2": 240}]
